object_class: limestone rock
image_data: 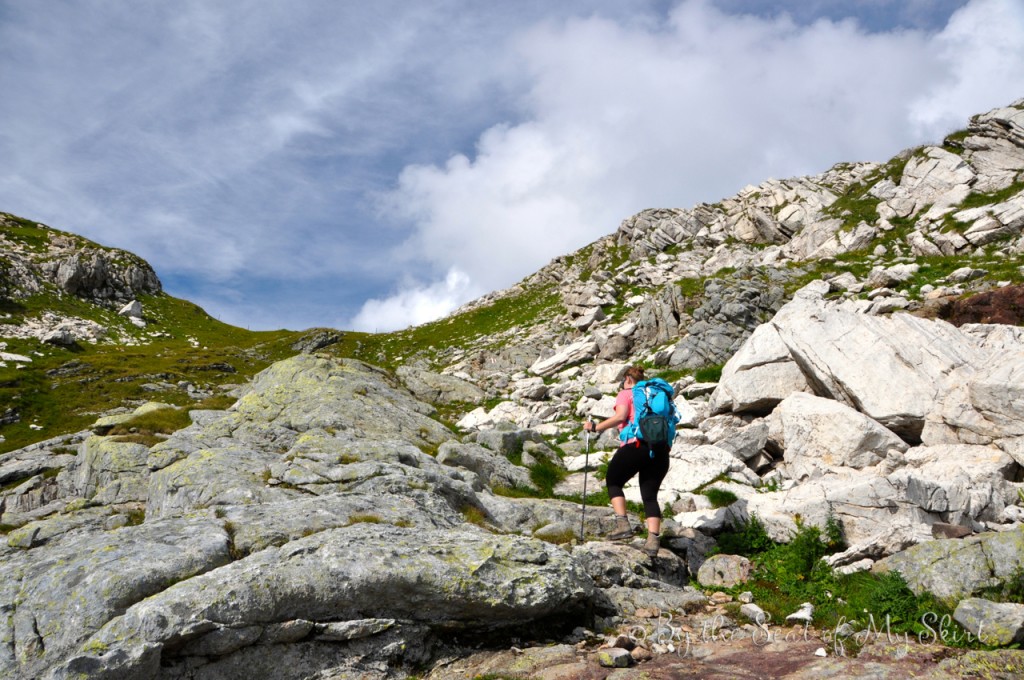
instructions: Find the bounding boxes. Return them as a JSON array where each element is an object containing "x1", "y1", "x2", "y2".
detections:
[
  {"x1": 70, "y1": 436, "x2": 151, "y2": 504},
  {"x1": 659, "y1": 445, "x2": 748, "y2": 501},
  {"x1": 709, "y1": 322, "x2": 811, "y2": 414},
  {"x1": 886, "y1": 444, "x2": 1019, "y2": 525},
  {"x1": 530, "y1": 339, "x2": 599, "y2": 377},
  {"x1": 51, "y1": 527, "x2": 594, "y2": 679},
  {"x1": 775, "y1": 393, "x2": 907, "y2": 479},
  {"x1": 717, "y1": 285, "x2": 987, "y2": 440},
  {"x1": 436, "y1": 440, "x2": 532, "y2": 491},
  {"x1": 117, "y1": 300, "x2": 142, "y2": 318},
  {"x1": 0, "y1": 517, "x2": 230, "y2": 679}
]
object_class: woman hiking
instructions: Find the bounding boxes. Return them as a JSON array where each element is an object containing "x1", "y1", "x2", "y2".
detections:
[{"x1": 583, "y1": 365, "x2": 670, "y2": 557}]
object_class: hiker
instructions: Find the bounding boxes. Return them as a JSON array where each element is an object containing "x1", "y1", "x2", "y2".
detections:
[{"x1": 583, "y1": 365, "x2": 671, "y2": 557}]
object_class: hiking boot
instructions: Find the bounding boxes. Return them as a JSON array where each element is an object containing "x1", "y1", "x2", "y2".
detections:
[
  {"x1": 643, "y1": 532, "x2": 661, "y2": 557},
  {"x1": 606, "y1": 515, "x2": 633, "y2": 541}
]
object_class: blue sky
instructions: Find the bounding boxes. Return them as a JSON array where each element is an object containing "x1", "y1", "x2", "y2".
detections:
[{"x1": 1, "y1": 0, "x2": 1022, "y2": 332}]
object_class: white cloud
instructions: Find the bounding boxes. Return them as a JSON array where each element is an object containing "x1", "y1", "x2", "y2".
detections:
[
  {"x1": 346, "y1": 268, "x2": 481, "y2": 333},
  {"x1": 909, "y1": 0, "x2": 1024, "y2": 135},
  {"x1": 369, "y1": 0, "x2": 1024, "y2": 330}
]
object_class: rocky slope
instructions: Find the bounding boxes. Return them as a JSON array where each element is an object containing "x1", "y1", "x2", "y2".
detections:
[{"x1": 2, "y1": 98, "x2": 1024, "y2": 678}]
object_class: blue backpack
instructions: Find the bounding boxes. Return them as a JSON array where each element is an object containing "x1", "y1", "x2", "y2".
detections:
[{"x1": 620, "y1": 378, "x2": 680, "y2": 454}]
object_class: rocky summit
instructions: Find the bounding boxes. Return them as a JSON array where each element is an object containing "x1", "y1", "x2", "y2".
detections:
[{"x1": 1, "y1": 99, "x2": 1024, "y2": 678}]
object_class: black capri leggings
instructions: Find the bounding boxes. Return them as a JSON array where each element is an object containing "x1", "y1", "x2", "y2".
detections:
[{"x1": 605, "y1": 441, "x2": 670, "y2": 519}]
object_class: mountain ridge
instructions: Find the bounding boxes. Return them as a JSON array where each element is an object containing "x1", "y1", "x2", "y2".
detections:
[{"x1": 4, "y1": 97, "x2": 1024, "y2": 451}]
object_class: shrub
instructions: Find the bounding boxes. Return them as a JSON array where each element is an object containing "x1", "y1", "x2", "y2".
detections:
[{"x1": 715, "y1": 513, "x2": 774, "y2": 556}]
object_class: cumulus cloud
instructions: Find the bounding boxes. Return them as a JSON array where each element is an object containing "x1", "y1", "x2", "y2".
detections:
[
  {"x1": 360, "y1": 0, "x2": 1024, "y2": 331},
  {"x1": 909, "y1": 0, "x2": 1024, "y2": 134},
  {"x1": 346, "y1": 269, "x2": 481, "y2": 333}
]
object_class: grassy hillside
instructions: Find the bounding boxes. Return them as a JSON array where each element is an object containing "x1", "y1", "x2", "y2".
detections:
[{"x1": 0, "y1": 291, "x2": 307, "y2": 453}]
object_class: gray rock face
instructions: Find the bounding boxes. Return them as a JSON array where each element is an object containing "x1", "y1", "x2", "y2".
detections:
[
  {"x1": 666, "y1": 270, "x2": 788, "y2": 369},
  {"x1": 953, "y1": 598, "x2": 1024, "y2": 646},
  {"x1": 1, "y1": 216, "x2": 163, "y2": 305},
  {"x1": 875, "y1": 527, "x2": 1024, "y2": 604},
  {"x1": 50, "y1": 526, "x2": 593, "y2": 680},
  {"x1": 696, "y1": 554, "x2": 752, "y2": 587},
  {"x1": 734, "y1": 287, "x2": 980, "y2": 440},
  {"x1": 436, "y1": 440, "x2": 533, "y2": 491},
  {"x1": 774, "y1": 393, "x2": 908, "y2": 479},
  {"x1": 396, "y1": 364, "x2": 486, "y2": 404},
  {"x1": 2, "y1": 517, "x2": 231, "y2": 679},
  {"x1": 7, "y1": 353, "x2": 720, "y2": 679}
]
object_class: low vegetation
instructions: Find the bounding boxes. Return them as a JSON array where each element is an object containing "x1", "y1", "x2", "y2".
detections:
[
  {"x1": 708, "y1": 514, "x2": 998, "y2": 648},
  {"x1": 0, "y1": 292, "x2": 303, "y2": 453}
]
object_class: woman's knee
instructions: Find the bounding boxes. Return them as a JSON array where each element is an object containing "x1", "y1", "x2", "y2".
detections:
[{"x1": 642, "y1": 498, "x2": 663, "y2": 519}]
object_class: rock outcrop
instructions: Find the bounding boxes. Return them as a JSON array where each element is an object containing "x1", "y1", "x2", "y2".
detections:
[
  {"x1": 698, "y1": 284, "x2": 1023, "y2": 561},
  {"x1": 1, "y1": 354, "x2": 712, "y2": 679},
  {"x1": 1, "y1": 214, "x2": 161, "y2": 303}
]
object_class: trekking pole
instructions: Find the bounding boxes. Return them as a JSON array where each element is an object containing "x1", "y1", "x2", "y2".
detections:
[{"x1": 580, "y1": 420, "x2": 594, "y2": 544}]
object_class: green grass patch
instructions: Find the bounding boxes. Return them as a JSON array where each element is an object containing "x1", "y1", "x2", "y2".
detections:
[
  {"x1": 0, "y1": 290, "x2": 302, "y2": 454},
  {"x1": 324, "y1": 284, "x2": 561, "y2": 370},
  {"x1": 347, "y1": 513, "x2": 383, "y2": 525},
  {"x1": 956, "y1": 179, "x2": 1024, "y2": 212},
  {"x1": 710, "y1": 515, "x2": 991, "y2": 647},
  {"x1": 528, "y1": 458, "x2": 567, "y2": 496},
  {"x1": 977, "y1": 565, "x2": 1024, "y2": 604},
  {"x1": 460, "y1": 505, "x2": 490, "y2": 528},
  {"x1": 703, "y1": 487, "x2": 738, "y2": 508},
  {"x1": 694, "y1": 364, "x2": 724, "y2": 383},
  {"x1": 943, "y1": 128, "x2": 971, "y2": 151},
  {"x1": 107, "y1": 407, "x2": 191, "y2": 437},
  {"x1": 713, "y1": 513, "x2": 776, "y2": 556},
  {"x1": 534, "y1": 527, "x2": 577, "y2": 545}
]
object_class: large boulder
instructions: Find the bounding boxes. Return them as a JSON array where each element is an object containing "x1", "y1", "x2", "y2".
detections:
[
  {"x1": 658, "y1": 445, "x2": 750, "y2": 502},
  {"x1": 713, "y1": 285, "x2": 993, "y2": 441},
  {"x1": 48, "y1": 527, "x2": 594, "y2": 680},
  {"x1": 774, "y1": 392, "x2": 908, "y2": 479},
  {"x1": 953, "y1": 598, "x2": 1024, "y2": 646},
  {"x1": 886, "y1": 444, "x2": 1020, "y2": 526},
  {"x1": 233, "y1": 355, "x2": 452, "y2": 449},
  {"x1": 924, "y1": 351, "x2": 1024, "y2": 461},
  {"x1": 709, "y1": 322, "x2": 811, "y2": 414},
  {"x1": 1, "y1": 517, "x2": 230, "y2": 680},
  {"x1": 436, "y1": 440, "x2": 533, "y2": 491},
  {"x1": 875, "y1": 527, "x2": 1024, "y2": 604},
  {"x1": 529, "y1": 339, "x2": 599, "y2": 377},
  {"x1": 396, "y1": 365, "x2": 486, "y2": 405}
]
